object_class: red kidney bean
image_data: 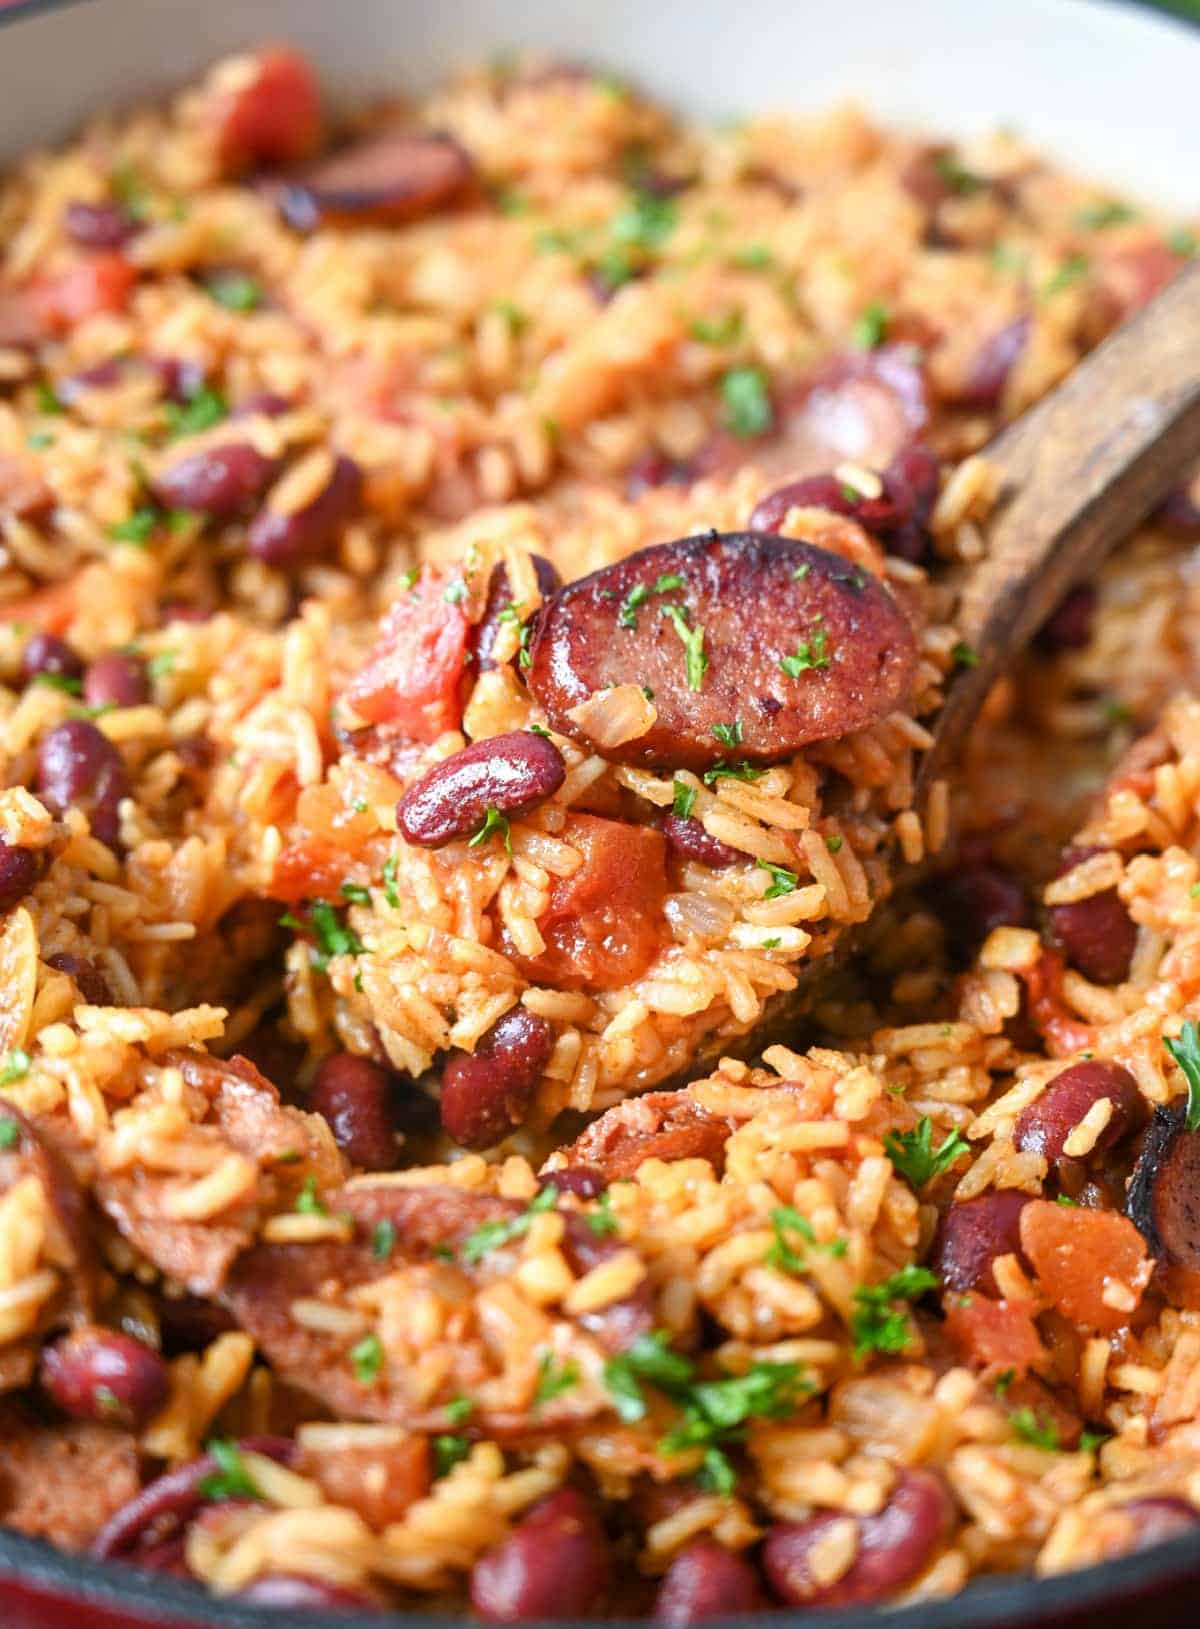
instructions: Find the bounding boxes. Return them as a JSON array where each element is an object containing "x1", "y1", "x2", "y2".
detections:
[
  {"x1": 749, "y1": 471, "x2": 892, "y2": 536},
  {"x1": 153, "y1": 442, "x2": 278, "y2": 518},
  {"x1": 83, "y1": 652, "x2": 149, "y2": 710},
  {"x1": 527, "y1": 532, "x2": 919, "y2": 772},
  {"x1": 46, "y1": 951, "x2": 110, "y2": 1005},
  {"x1": 560, "y1": 1213, "x2": 655, "y2": 1351},
  {"x1": 660, "y1": 812, "x2": 740, "y2": 869},
  {"x1": 56, "y1": 357, "x2": 125, "y2": 405},
  {"x1": 62, "y1": 200, "x2": 139, "y2": 250},
  {"x1": 473, "y1": 554, "x2": 562, "y2": 673},
  {"x1": 1048, "y1": 844, "x2": 1137, "y2": 985},
  {"x1": 1037, "y1": 584, "x2": 1097, "y2": 651},
  {"x1": 91, "y1": 1436, "x2": 296, "y2": 1559},
  {"x1": 1128, "y1": 1103, "x2": 1200, "y2": 1270},
  {"x1": 1014, "y1": 1060, "x2": 1141, "y2": 1170},
  {"x1": 470, "y1": 1486, "x2": 611, "y2": 1621},
  {"x1": 276, "y1": 131, "x2": 475, "y2": 232},
  {"x1": 952, "y1": 314, "x2": 1032, "y2": 412},
  {"x1": 161, "y1": 599, "x2": 212, "y2": 624},
  {"x1": 763, "y1": 1470, "x2": 951, "y2": 1608},
  {"x1": 39, "y1": 1324, "x2": 169, "y2": 1430},
  {"x1": 440, "y1": 1006, "x2": 554, "y2": 1149},
  {"x1": 655, "y1": 1541, "x2": 766, "y2": 1624},
  {"x1": 234, "y1": 390, "x2": 292, "y2": 418},
  {"x1": 36, "y1": 719, "x2": 129, "y2": 848},
  {"x1": 148, "y1": 355, "x2": 208, "y2": 404},
  {"x1": 625, "y1": 449, "x2": 696, "y2": 501},
  {"x1": 748, "y1": 442, "x2": 940, "y2": 559},
  {"x1": 133, "y1": 1536, "x2": 191, "y2": 1577},
  {"x1": 934, "y1": 863, "x2": 1029, "y2": 956},
  {"x1": 931, "y1": 1191, "x2": 1031, "y2": 1295},
  {"x1": 238, "y1": 1574, "x2": 378, "y2": 1608},
  {"x1": 21, "y1": 631, "x2": 83, "y2": 685},
  {"x1": 309, "y1": 1052, "x2": 398, "y2": 1171},
  {"x1": 1119, "y1": 1497, "x2": 1200, "y2": 1553},
  {"x1": 396, "y1": 730, "x2": 566, "y2": 848},
  {"x1": 246, "y1": 453, "x2": 363, "y2": 567},
  {"x1": 542, "y1": 1163, "x2": 608, "y2": 1199},
  {"x1": 0, "y1": 840, "x2": 39, "y2": 912}
]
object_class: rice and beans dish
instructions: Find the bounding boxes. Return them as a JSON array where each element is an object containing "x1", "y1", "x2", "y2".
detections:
[{"x1": 0, "y1": 41, "x2": 1199, "y2": 1618}]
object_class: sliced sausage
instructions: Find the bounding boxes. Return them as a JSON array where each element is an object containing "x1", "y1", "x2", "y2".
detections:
[
  {"x1": 555, "y1": 1090, "x2": 732, "y2": 1181},
  {"x1": 474, "y1": 554, "x2": 562, "y2": 673},
  {"x1": 396, "y1": 730, "x2": 566, "y2": 847},
  {"x1": 930, "y1": 1191, "x2": 1030, "y2": 1296},
  {"x1": 440, "y1": 1007, "x2": 555, "y2": 1150},
  {"x1": 276, "y1": 131, "x2": 475, "y2": 231},
  {"x1": 1013, "y1": 1060, "x2": 1142, "y2": 1170},
  {"x1": 527, "y1": 532, "x2": 918, "y2": 771},
  {"x1": 763, "y1": 1469, "x2": 951, "y2": 1608},
  {"x1": 1128, "y1": 1103, "x2": 1200, "y2": 1270}
]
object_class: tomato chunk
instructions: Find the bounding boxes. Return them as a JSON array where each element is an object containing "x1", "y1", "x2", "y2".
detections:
[
  {"x1": 1019, "y1": 1198, "x2": 1152, "y2": 1333},
  {"x1": 943, "y1": 1292, "x2": 1046, "y2": 1377},
  {"x1": 209, "y1": 46, "x2": 323, "y2": 173},
  {"x1": 270, "y1": 839, "x2": 351, "y2": 904},
  {"x1": 30, "y1": 255, "x2": 136, "y2": 335},
  {"x1": 344, "y1": 571, "x2": 469, "y2": 744},
  {"x1": 506, "y1": 813, "x2": 668, "y2": 991}
]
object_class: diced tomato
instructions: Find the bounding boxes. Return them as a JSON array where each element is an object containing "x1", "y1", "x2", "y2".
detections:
[
  {"x1": 270, "y1": 838, "x2": 351, "y2": 904},
  {"x1": 944, "y1": 1292, "x2": 1046, "y2": 1377},
  {"x1": 344, "y1": 570, "x2": 469, "y2": 744},
  {"x1": 506, "y1": 813, "x2": 668, "y2": 992},
  {"x1": 1020, "y1": 949, "x2": 1095, "y2": 1057},
  {"x1": 210, "y1": 46, "x2": 323, "y2": 174},
  {"x1": 2, "y1": 579, "x2": 77, "y2": 635},
  {"x1": 29, "y1": 254, "x2": 136, "y2": 335},
  {"x1": 1019, "y1": 1198, "x2": 1152, "y2": 1333}
]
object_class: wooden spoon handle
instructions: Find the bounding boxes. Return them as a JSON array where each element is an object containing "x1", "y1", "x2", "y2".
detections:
[{"x1": 921, "y1": 257, "x2": 1200, "y2": 787}]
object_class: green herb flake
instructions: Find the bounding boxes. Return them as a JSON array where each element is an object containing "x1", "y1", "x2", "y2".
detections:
[
  {"x1": 370, "y1": 1218, "x2": 396, "y2": 1261},
  {"x1": 1079, "y1": 1429, "x2": 1111, "y2": 1453},
  {"x1": 825, "y1": 835, "x2": 844, "y2": 853},
  {"x1": 586, "y1": 1189, "x2": 619, "y2": 1237},
  {"x1": 110, "y1": 159, "x2": 152, "y2": 219},
  {"x1": 492, "y1": 299, "x2": 528, "y2": 334},
  {"x1": 1074, "y1": 200, "x2": 1138, "y2": 231},
  {"x1": 198, "y1": 1438, "x2": 262, "y2": 1502},
  {"x1": 534, "y1": 1351, "x2": 580, "y2": 1410},
  {"x1": 1165, "y1": 1019, "x2": 1200, "y2": 1132},
  {"x1": 147, "y1": 650, "x2": 177, "y2": 678},
  {"x1": 612, "y1": 190, "x2": 678, "y2": 253},
  {"x1": 850, "y1": 1265, "x2": 938, "y2": 1359},
  {"x1": 0, "y1": 1051, "x2": 31, "y2": 1089},
  {"x1": 1167, "y1": 227, "x2": 1198, "y2": 259},
  {"x1": 689, "y1": 311, "x2": 742, "y2": 346},
  {"x1": 1055, "y1": 1193, "x2": 1079, "y2": 1207},
  {"x1": 295, "y1": 1176, "x2": 327, "y2": 1217},
  {"x1": 602, "y1": 1330, "x2": 699, "y2": 1423},
  {"x1": 26, "y1": 431, "x2": 54, "y2": 450},
  {"x1": 711, "y1": 720, "x2": 743, "y2": 748},
  {"x1": 446, "y1": 1394, "x2": 474, "y2": 1425},
  {"x1": 340, "y1": 881, "x2": 372, "y2": 906},
  {"x1": 703, "y1": 760, "x2": 766, "y2": 787},
  {"x1": 0, "y1": 1118, "x2": 19, "y2": 1149},
  {"x1": 1042, "y1": 253, "x2": 1091, "y2": 299},
  {"x1": 443, "y1": 578, "x2": 468, "y2": 605},
  {"x1": 660, "y1": 603, "x2": 708, "y2": 691},
  {"x1": 933, "y1": 151, "x2": 987, "y2": 196},
  {"x1": 951, "y1": 641, "x2": 979, "y2": 668},
  {"x1": 382, "y1": 854, "x2": 401, "y2": 909},
  {"x1": 460, "y1": 1185, "x2": 558, "y2": 1264},
  {"x1": 766, "y1": 1205, "x2": 816, "y2": 1273},
  {"x1": 851, "y1": 300, "x2": 889, "y2": 350},
  {"x1": 35, "y1": 381, "x2": 64, "y2": 416},
  {"x1": 433, "y1": 1435, "x2": 471, "y2": 1477},
  {"x1": 107, "y1": 506, "x2": 160, "y2": 545},
  {"x1": 720, "y1": 366, "x2": 773, "y2": 439},
  {"x1": 468, "y1": 805, "x2": 512, "y2": 855},
  {"x1": 309, "y1": 899, "x2": 364, "y2": 965},
  {"x1": 883, "y1": 1116, "x2": 970, "y2": 1190},
  {"x1": 350, "y1": 1332, "x2": 384, "y2": 1384},
  {"x1": 1009, "y1": 1405, "x2": 1060, "y2": 1451},
  {"x1": 164, "y1": 386, "x2": 228, "y2": 441},
  {"x1": 993, "y1": 1368, "x2": 1016, "y2": 1397},
  {"x1": 206, "y1": 271, "x2": 264, "y2": 312},
  {"x1": 756, "y1": 858, "x2": 798, "y2": 900},
  {"x1": 672, "y1": 779, "x2": 697, "y2": 821},
  {"x1": 32, "y1": 672, "x2": 83, "y2": 696},
  {"x1": 731, "y1": 244, "x2": 773, "y2": 271},
  {"x1": 780, "y1": 627, "x2": 831, "y2": 678}
]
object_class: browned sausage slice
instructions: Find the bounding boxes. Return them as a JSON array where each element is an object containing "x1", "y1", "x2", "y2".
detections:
[
  {"x1": 525, "y1": 532, "x2": 919, "y2": 771},
  {"x1": 552, "y1": 1090, "x2": 734, "y2": 1181},
  {"x1": 276, "y1": 131, "x2": 475, "y2": 231},
  {"x1": 1127, "y1": 1103, "x2": 1200, "y2": 1269}
]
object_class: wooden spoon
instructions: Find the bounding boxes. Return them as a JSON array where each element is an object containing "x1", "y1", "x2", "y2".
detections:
[{"x1": 709, "y1": 257, "x2": 1200, "y2": 1063}]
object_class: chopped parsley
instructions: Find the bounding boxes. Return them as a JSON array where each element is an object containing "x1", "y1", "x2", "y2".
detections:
[
  {"x1": 372, "y1": 1219, "x2": 396, "y2": 1260},
  {"x1": 951, "y1": 641, "x2": 979, "y2": 668},
  {"x1": 825, "y1": 835, "x2": 844, "y2": 853},
  {"x1": 756, "y1": 858, "x2": 798, "y2": 899},
  {"x1": 851, "y1": 300, "x2": 889, "y2": 350},
  {"x1": 533, "y1": 1352, "x2": 580, "y2": 1410},
  {"x1": 493, "y1": 299, "x2": 528, "y2": 334},
  {"x1": 295, "y1": 1176, "x2": 327, "y2": 1217},
  {"x1": 0, "y1": 1050, "x2": 31, "y2": 1087},
  {"x1": 1074, "y1": 201, "x2": 1138, "y2": 231},
  {"x1": 164, "y1": 386, "x2": 228, "y2": 441},
  {"x1": 0, "y1": 1118, "x2": 19, "y2": 1150},
  {"x1": 603, "y1": 1330, "x2": 694, "y2": 1422},
  {"x1": 586, "y1": 1189, "x2": 619, "y2": 1237},
  {"x1": 780, "y1": 627, "x2": 830, "y2": 677},
  {"x1": 1055, "y1": 1193, "x2": 1079, "y2": 1207},
  {"x1": 1009, "y1": 1406, "x2": 1059, "y2": 1451},
  {"x1": 434, "y1": 1435, "x2": 471, "y2": 1477},
  {"x1": 350, "y1": 1332, "x2": 384, "y2": 1384},
  {"x1": 35, "y1": 381, "x2": 63, "y2": 416},
  {"x1": 660, "y1": 603, "x2": 708, "y2": 691},
  {"x1": 32, "y1": 672, "x2": 83, "y2": 696},
  {"x1": 382, "y1": 854, "x2": 401, "y2": 909},
  {"x1": 993, "y1": 1368, "x2": 1015, "y2": 1397},
  {"x1": 1079, "y1": 1428, "x2": 1111, "y2": 1453},
  {"x1": 767, "y1": 1205, "x2": 823, "y2": 1273},
  {"x1": 689, "y1": 311, "x2": 742, "y2": 346},
  {"x1": 443, "y1": 578, "x2": 468, "y2": 605},
  {"x1": 703, "y1": 760, "x2": 765, "y2": 786},
  {"x1": 309, "y1": 900, "x2": 364, "y2": 968},
  {"x1": 1168, "y1": 227, "x2": 1198, "y2": 259},
  {"x1": 850, "y1": 1265, "x2": 938, "y2": 1359},
  {"x1": 110, "y1": 159, "x2": 152, "y2": 219},
  {"x1": 1165, "y1": 1019, "x2": 1200, "y2": 1133},
  {"x1": 468, "y1": 806, "x2": 512, "y2": 854},
  {"x1": 460, "y1": 1185, "x2": 558, "y2": 1264},
  {"x1": 1042, "y1": 253, "x2": 1091, "y2": 299},
  {"x1": 446, "y1": 1395, "x2": 474, "y2": 1425},
  {"x1": 731, "y1": 244, "x2": 773, "y2": 271},
  {"x1": 672, "y1": 779, "x2": 697, "y2": 820},
  {"x1": 199, "y1": 1439, "x2": 262, "y2": 1502},
  {"x1": 620, "y1": 573, "x2": 687, "y2": 631},
  {"x1": 147, "y1": 650, "x2": 177, "y2": 677},
  {"x1": 711, "y1": 720, "x2": 743, "y2": 748},
  {"x1": 883, "y1": 1117, "x2": 970, "y2": 1189},
  {"x1": 205, "y1": 270, "x2": 264, "y2": 312},
  {"x1": 340, "y1": 880, "x2": 371, "y2": 906},
  {"x1": 933, "y1": 151, "x2": 987, "y2": 196},
  {"x1": 107, "y1": 506, "x2": 160, "y2": 545},
  {"x1": 611, "y1": 189, "x2": 678, "y2": 252},
  {"x1": 720, "y1": 366, "x2": 773, "y2": 438}
]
